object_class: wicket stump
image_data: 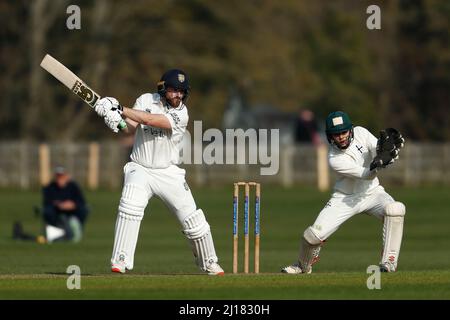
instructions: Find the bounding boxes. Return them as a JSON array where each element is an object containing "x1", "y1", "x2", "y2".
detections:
[{"x1": 233, "y1": 182, "x2": 261, "y2": 274}]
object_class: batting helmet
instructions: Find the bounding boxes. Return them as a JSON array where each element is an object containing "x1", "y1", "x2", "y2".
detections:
[
  {"x1": 157, "y1": 69, "x2": 190, "y2": 102},
  {"x1": 325, "y1": 111, "x2": 354, "y2": 148}
]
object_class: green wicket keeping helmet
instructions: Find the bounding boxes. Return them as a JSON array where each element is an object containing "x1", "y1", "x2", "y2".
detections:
[{"x1": 325, "y1": 111, "x2": 354, "y2": 148}]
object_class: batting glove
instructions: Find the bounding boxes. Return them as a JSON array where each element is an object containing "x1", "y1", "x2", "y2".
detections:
[
  {"x1": 94, "y1": 97, "x2": 121, "y2": 117},
  {"x1": 104, "y1": 109, "x2": 124, "y2": 133}
]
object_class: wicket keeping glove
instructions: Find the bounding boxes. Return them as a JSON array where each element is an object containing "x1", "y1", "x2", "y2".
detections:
[
  {"x1": 370, "y1": 130, "x2": 400, "y2": 171},
  {"x1": 370, "y1": 149, "x2": 399, "y2": 171},
  {"x1": 385, "y1": 128, "x2": 405, "y2": 150},
  {"x1": 94, "y1": 97, "x2": 121, "y2": 117}
]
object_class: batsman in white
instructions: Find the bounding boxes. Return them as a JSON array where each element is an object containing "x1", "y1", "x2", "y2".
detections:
[
  {"x1": 282, "y1": 111, "x2": 406, "y2": 274},
  {"x1": 94, "y1": 69, "x2": 224, "y2": 275}
]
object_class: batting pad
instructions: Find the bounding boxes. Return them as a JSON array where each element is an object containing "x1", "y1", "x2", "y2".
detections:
[
  {"x1": 111, "y1": 184, "x2": 147, "y2": 270},
  {"x1": 298, "y1": 227, "x2": 323, "y2": 273},
  {"x1": 381, "y1": 202, "x2": 405, "y2": 271},
  {"x1": 111, "y1": 211, "x2": 143, "y2": 270},
  {"x1": 182, "y1": 209, "x2": 219, "y2": 271}
]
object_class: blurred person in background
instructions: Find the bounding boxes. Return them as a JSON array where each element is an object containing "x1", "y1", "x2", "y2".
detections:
[
  {"x1": 294, "y1": 109, "x2": 322, "y2": 146},
  {"x1": 40, "y1": 166, "x2": 89, "y2": 242},
  {"x1": 13, "y1": 166, "x2": 89, "y2": 243}
]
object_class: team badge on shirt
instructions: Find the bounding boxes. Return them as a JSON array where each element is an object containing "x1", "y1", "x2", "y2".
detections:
[
  {"x1": 169, "y1": 112, "x2": 181, "y2": 125},
  {"x1": 355, "y1": 145, "x2": 364, "y2": 154}
]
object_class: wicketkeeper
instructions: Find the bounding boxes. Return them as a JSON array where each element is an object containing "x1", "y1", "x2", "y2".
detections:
[
  {"x1": 94, "y1": 69, "x2": 224, "y2": 275},
  {"x1": 282, "y1": 111, "x2": 406, "y2": 274}
]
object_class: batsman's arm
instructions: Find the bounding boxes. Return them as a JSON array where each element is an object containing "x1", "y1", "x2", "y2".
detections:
[
  {"x1": 121, "y1": 107, "x2": 172, "y2": 130},
  {"x1": 121, "y1": 116, "x2": 139, "y2": 134}
]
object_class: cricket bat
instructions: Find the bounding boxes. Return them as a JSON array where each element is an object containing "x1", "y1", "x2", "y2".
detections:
[{"x1": 40, "y1": 54, "x2": 127, "y2": 130}]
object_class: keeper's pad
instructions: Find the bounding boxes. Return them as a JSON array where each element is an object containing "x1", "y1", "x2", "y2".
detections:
[
  {"x1": 111, "y1": 184, "x2": 147, "y2": 270},
  {"x1": 380, "y1": 201, "x2": 406, "y2": 271},
  {"x1": 298, "y1": 227, "x2": 323, "y2": 273},
  {"x1": 182, "y1": 209, "x2": 219, "y2": 271}
]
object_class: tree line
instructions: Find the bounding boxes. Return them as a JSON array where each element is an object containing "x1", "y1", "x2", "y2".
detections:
[{"x1": 1, "y1": 0, "x2": 449, "y2": 141}]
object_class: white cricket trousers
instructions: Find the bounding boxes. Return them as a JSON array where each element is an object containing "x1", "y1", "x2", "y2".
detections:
[
  {"x1": 110, "y1": 161, "x2": 197, "y2": 269},
  {"x1": 309, "y1": 185, "x2": 394, "y2": 241},
  {"x1": 111, "y1": 161, "x2": 221, "y2": 272},
  {"x1": 123, "y1": 161, "x2": 197, "y2": 221}
]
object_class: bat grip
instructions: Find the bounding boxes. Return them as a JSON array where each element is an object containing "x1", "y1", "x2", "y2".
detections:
[
  {"x1": 116, "y1": 104, "x2": 127, "y2": 131},
  {"x1": 118, "y1": 120, "x2": 127, "y2": 131}
]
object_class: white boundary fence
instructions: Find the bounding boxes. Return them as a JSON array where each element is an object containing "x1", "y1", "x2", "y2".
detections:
[{"x1": 0, "y1": 141, "x2": 449, "y2": 189}]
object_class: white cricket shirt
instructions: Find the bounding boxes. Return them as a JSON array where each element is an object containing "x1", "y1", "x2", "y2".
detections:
[
  {"x1": 328, "y1": 126, "x2": 379, "y2": 195},
  {"x1": 130, "y1": 93, "x2": 188, "y2": 169}
]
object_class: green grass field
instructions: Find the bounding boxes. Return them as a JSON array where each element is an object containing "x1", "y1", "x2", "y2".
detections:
[{"x1": 0, "y1": 186, "x2": 449, "y2": 300}]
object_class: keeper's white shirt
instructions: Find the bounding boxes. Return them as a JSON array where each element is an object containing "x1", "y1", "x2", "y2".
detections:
[
  {"x1": 130, "y1": 93, "x2": 188, "y2": 169},
  {"x1": 328, "y1": 126, "x2": 379, "y2": 195}
]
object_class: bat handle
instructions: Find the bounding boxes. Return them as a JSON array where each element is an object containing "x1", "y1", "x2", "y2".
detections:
[
  {"x1": 116, "y1": 104, "x2": 127, "y2": 131},
  {"x1": 118, "y1": 120, "x2": 127, "y2": 131}
]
